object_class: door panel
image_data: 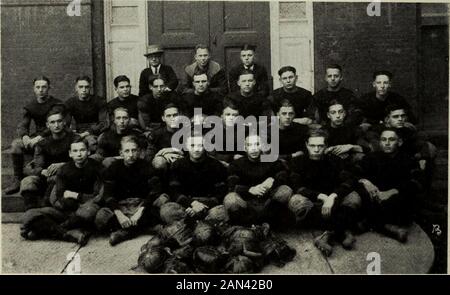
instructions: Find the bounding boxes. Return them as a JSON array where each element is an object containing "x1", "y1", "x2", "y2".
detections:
[{"x1": 148, "y1": 1, "x2": 271, "y2": 88}]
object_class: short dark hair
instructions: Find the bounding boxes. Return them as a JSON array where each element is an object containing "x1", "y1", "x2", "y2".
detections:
[
  {"x1": 149, "y1": 74, "x2": 166, "y2": 86},
  {"x1": 120, "y1": 135, "x2": 140, "y2": 149},
  {"x1": 326, "y1": 64, "x2": 343, "y2": 73},
  {"x1": 162, "y1": 103, "x2": 179, "y2": 114},
  {"x1": 195, "y1": 44, "x2": 210, "y2": 54},
  {"x1": 278, "y1": 66, "x2": 296, "y2": 77},
  {"x1": 373, "y1": 70, "x2": 393, "y2": 80},
  {"x1": 33, "y1": 76, "x2": 50, "y2": 86},
  {"x1": 70, "y1": 138, "x2": 89, "y2": 150},
  {"x1": 46, "y1": 104, "x2": 66, "y2": 120},
  {"x1": 379, "y1": 127, "x2": 400, "y2": 139},
  {"x1": 307, "y1": 128, "x2": 329, "y2": 144},
  {"x1": 113, "y1": 75, "x2": 130, "y2": 87},
  {"x1": 222, "y1": 97, "x2": 240, "y2": 113},
  {"x1": 241, "y1": 44, "x2": 256, "y2": 52},
  {"x1": 193, "y1": 68, "x2": 208, "y2": 78},
  {"x1": 384, "y1": 104, "x2": 407, "y2": 117},
  {"x1": 75, "y1": 76, "x2": 91, "y2": 84},
  {"x1": 327, "y1": 99, "x2": 345, "y2": 111},
  {"x1": 238, "y1": 68, "x2": 255, "y2": 78},
  {"x1": 275, "y1": 99, "x2": 295, "y2": 113},
  {"x1": 113, "y1": 107, "x2": 129, "y2": 118}
]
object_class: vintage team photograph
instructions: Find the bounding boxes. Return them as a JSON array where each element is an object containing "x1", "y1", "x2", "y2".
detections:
[{"x1": 0, "y1": 0, "x2": 448, "y2": 275}]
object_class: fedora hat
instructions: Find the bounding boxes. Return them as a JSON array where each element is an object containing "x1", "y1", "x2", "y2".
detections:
[{"x1": 144, "y1": 44, "x2": 164, "y2": 56}]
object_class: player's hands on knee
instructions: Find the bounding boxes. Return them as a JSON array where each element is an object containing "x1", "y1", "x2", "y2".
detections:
[
  {"x1": 115, "y1": 211, "x2": 132, "y2": 228},
  {"x1": 359, "y1": 179, "x2": 379, "y2": 200}
]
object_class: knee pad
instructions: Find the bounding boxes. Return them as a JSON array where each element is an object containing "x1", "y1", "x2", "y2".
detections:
[
  {"x1": 341, "y1": 191, "x2": 362, "y2": 210},
  {"x1": 94, "y1": 207, "x2": 115, "y2": 231},
  {"x1": 271, "y1": 185, "x2": 293, "y2": 204},
  {"x1": 76, "y1": 202, "x2": 101, "y2": 222},
  {"x1": 223, "y1": 193, "x2": 247, "y2": 212}
]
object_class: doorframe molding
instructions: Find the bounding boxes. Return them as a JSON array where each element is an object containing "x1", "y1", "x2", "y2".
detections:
[
  {"x1": 269, "y1": 1, "x2": 315, "y2": 92},
  {"x1": 103, "y1": 0, "x2": 149, "y2": 100}
]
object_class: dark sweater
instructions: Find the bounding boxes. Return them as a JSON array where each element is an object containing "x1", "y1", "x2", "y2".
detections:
[
  {"x1": 228, "y1": 63, "x2": 270, "y2": 97},
  {"x1": 139, "y1": 64, "x2": 179, "y2": 97},
  {"x1": 102, "y1": 159, "x2": 158, "y2": 210},
  {"x1": 323, "y1": 123, "x2": 359, "y2": 146},
  {"x1": 209, "y1": 124, "x2": 247, "y2": 163},
  {"x1": 271, "y1": 86, "x2": 314, "y2": 119},
  {"x1": 169, "y1": 155, "x2": 228, "y2": 201},
  {"x1": 289, "y1": 154, "x2": 355, "y2": 201},
  {"x1": 137, "y1": 92, "x2": 182, "y2": 126},
  {"x1": 147, "y1": 125, "x2": 179, "y2": 160},
  {"x1": 313, "y1": 87, "x2": 361, "y2": 125},
  {"x1": 65, "y1": 95, "x2": 107, "y2": 135},
  {"x1": 228, "y1": 156, "x2": 287, "y2": 198},
  {"x1": 107, "y1": 95, "x2": 140, "y2": 120},
  {"x1": 227, "y1": 91, "x2": 272, "y2": 118},
  {"x1": 31, "y1": 131, "x2": 80, "y2": 175},
  {"x1": 357, "y1": 91, "x2": 415, "y2": 125},
  {"x1": 277, "y1": 123, "x2": 308, "y2": 158},
  {"x1": 53, "y1": 158, "x2": 103, "y2": 211},
  {"x1": 17, "y1": 96, "x2": 63, "y2": 137},
  {"x1": 181, "y1": 90, "x2": 223, "y2": 118},
  {"x1": 97, "y1": 127, "x2": 146, "y2": 158}
]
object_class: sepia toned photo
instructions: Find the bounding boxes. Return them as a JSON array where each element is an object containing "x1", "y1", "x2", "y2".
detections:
[{"x1": 0, "y1": 0, "x2": 448, "y2": 276}]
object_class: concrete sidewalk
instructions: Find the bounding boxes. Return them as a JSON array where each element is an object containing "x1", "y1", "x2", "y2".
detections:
[{"x1": 1, "y1": 223, "x2": 434, "y2": 274}]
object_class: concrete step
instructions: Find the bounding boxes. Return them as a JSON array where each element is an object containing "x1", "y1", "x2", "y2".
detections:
[
  {"x1": 2, "y1": 212, "x2": 23, "y2": 224},
  {"x1": 2, "y1": 193, "x2": 25, "y2": 213}
]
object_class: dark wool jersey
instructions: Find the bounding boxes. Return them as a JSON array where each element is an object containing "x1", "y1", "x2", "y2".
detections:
[
  {"x1": 97, "y1": 127, "x2": 146, "y2": 158},
  {"x1": 228, "y1": 63, "x2": 270, "y2": 97},
  {"x1": 277, "y1": 123, "x2": 308, "y2": 158},
  {"x1": 137, "y1": 92, "x2": 182, "y2": 125},
  {"x1": 147, "y1": 126, "x2": 179, "y2": 160},
  {"x1": 354, "y1": 151, "x2": 420, "y2": 194},
  {"x1": 139, "y1": 64, "x2": 179, "y2": 97},
  {"x1": 289, "y1": 154, "x2": 355, "y2": 201},
  {"x1": 228, "y1": 156, "x2": 287, "y2": 197},
  {"x1": 54, "y1": 158, "x2": 103, "y2": 211},
  {"x1": 32, "y1": 131, "x2": 80, "y2": 175},
  {"x1": 65, "y1": 95, "x2": 107, "y2": 135},
  {"x1": 271, "y1": 86, "x2": 314, "y2": 119},
  {"x1": 227, "y1": 91, "x2": 272, "y2": 118},
  {"x1": 169, "y1": 155, "x2": 228, "y2": 199},
  {"x1": 313, "y1": 87, "x2": 360, "y2": 124},
  {"x1": 17, "y1": 96, "x2": 63, "y2": 137},
  {"x1": 357, "y1": 91, "x2": 415, "y2": 125},
  {"x1": 210, "y1": 124, "x2": 247, "y2": 163},
  {"x1": 102, "y1": 159, "x2": 156, "y2": 210},
  {"x1": 185, "y1": 61, "x2": 228, "y2": 95},
  {"x1": 181, "y1": 90, "x2": 223, "y2": 118},
  {"x1": 107, "y1": 95, "x2": 140, "y2": 120},
  {"x1": 323, "y1": 123, "x2": 359, "y2": 146}
]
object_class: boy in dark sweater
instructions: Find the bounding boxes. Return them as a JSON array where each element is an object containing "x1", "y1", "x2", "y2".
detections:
[
  {"x1": 20, "y1": 109, "x2": 80, "y2": 210},
  {"x1": 169, "y1": 133, "x2": 228, "y2": 213},
  {"x1": 107, "y1": 75, "x2": 140, "y2": 127},
  {"x1": 223, "y1": 134, "x2": 293, "y2": 226},
  {"x1": 270, "y1": 66, "x2": 314, "y2": 125},
  {"x1": 5, "y1": 76, "x2": 64, "y2": 194},
  {"x1": 289, "y1": 129, "x2": 361, "y2": 256},
  {"x1": 312, "y1": 64, "x2": 361, "y2": 125},
  {"x1": 354, "y1": 128, "x2": 423, "y2": 243},
  {"x1": 226, "y1": 69, "x2": 272, "y2": 119},
  {"x1": 95, "y1": 136, "x2": 162, "y2": 246},
  {"x1": 21, "y1": 138, "x2": 102, "y2": 245},
  {"x1": 228, "y1": 44, "x2": 270, "y2": 97}
]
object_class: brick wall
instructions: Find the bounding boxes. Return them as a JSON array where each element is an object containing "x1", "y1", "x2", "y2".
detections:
[
  {"x1": 313, "y1": 2, "x2": 419, "y2": 105},
  {"x1": 1, "y1": 0, "x2": 94, "y2": 149}
]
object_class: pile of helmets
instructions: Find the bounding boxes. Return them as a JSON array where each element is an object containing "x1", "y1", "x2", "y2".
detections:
[{"x1": 136, "y1": 202, "x2": 297, "y2": 274}]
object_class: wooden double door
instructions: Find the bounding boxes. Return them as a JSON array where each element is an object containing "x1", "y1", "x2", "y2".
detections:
[{"x1": 148, "y1": 1, "x2": 271, "y2": 88}]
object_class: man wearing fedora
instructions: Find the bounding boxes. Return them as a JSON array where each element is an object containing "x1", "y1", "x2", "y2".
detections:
[{"x1": 139, "y1": 44, "x2": 179, "y2": 97}]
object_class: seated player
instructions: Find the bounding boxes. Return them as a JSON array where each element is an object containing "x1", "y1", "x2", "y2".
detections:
[
  {"x1": 270, "y1": 66, "x2": 314, "y2": 125},
  {"x1": 20, "y1": 108, "x2": 80, "y2": 210},
  {"x1": 20, "y1": 138, "x2": 102, "y2": 245},
  {"x1": 223, "y1": 134, "x2": 293, "y2": 226},
  {"x1": 107, "y1": 75, "x2": 140, "y2": 127},
  {"x1": 358, "y1": 70, "x2": 416, "y2": 127},
  {"x1": 181, "y1": 70, "x2": 223, "y2": 118},
  {"x1": 322, "y1": 99, "x2": 368, "y2": 162},
  {"x1": 95, "y1": 107, "x2": 148, "y2": 166},
  {"x1": 139, "y1": 44, "x2": 178, "y2": 96},
  {"x1": 149, "y1": 104, "x2": 185, "y2": 171},
  {"x1": 138, "y1": 75, "x2": 182, "y2": 132},
  {"x1": 169, "y1": 133, "x2": 228, "y2": 214},
  {"x1": 312, "y1": 64, "x2": 361, "y2": 125},
  {"x1": 275, "y1": 100, "x2": 308, "y2": 161},
  {"x1": 184, "y1": 44, "x2": 228, "y2": 95},
  {"x1": 289, "y1": 129, "x2": 361, "y2": 256},
  {"x1": 5, "y1": 76, "x2": 63, "y2": 194},
  {"x1": 95, "y1": 136, "x2": 162, "y2": 246},
  {"x1": 354, "y1": 128, "x2": 424, "y2": 243},
  {"x1": 228, "y1": 44, "x2": 270, "y2": 97},
  {"x1": 227, "y1": 69, "x2": 272, "y2": 119}
]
